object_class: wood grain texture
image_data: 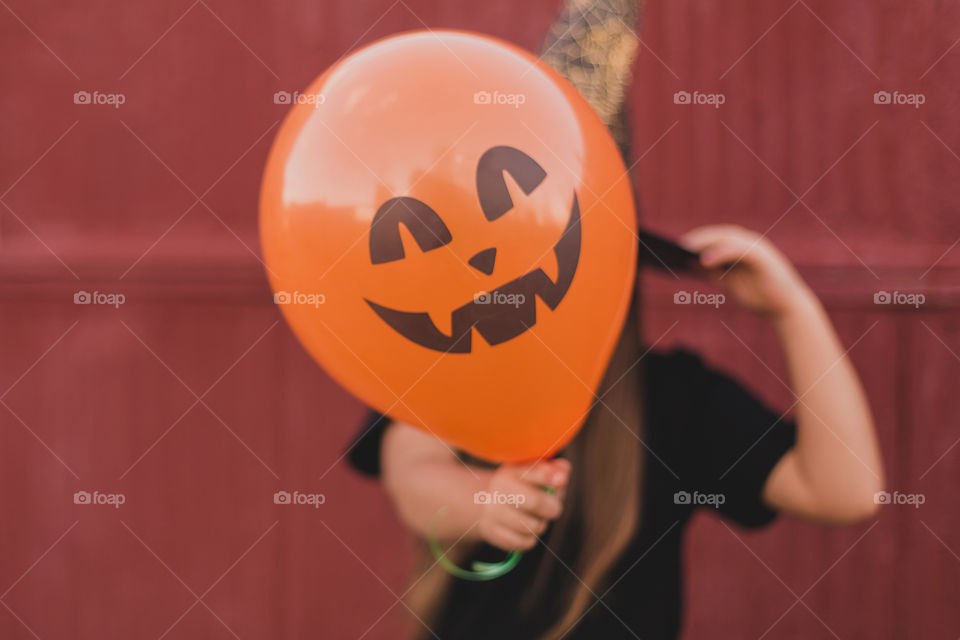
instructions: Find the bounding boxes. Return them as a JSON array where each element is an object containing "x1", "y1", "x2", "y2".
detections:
[{"x1": 1, "y1": 0, "x2": 957, "y2": 638}]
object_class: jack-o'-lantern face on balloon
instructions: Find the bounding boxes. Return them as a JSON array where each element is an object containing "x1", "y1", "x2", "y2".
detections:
[
  {"x1": 365, "y1": 145, "x2": 581, "y2": 354},
  {"x1": 260, "y1": 30, "x2": 638, "y2": 463}
]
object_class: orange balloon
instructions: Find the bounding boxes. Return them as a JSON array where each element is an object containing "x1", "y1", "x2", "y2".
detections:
[{"x1": 260, "y1": 30, "x2": 637, "y2": 463}]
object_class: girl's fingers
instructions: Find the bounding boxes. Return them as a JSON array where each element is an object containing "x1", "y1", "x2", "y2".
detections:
[
  {"x1": 700, "y1": 240, "x2": 756, "y2": 269},
  {"x1": 552, "y1": 485, "x2": 567, "y2": 503},
  {"x1": 483, "y1": 459, "x2": 568, "y2": 533},
  {"x1": 487, "y1": 523, "x2": 538, "y2": 551},
  {"x1": 683, "y1": 229, "x2": 767, "y2": 271},
  {"x1": 517, "y1": 488, "x2": 564, "y2": 520},
  {"x1": 678, "y1": 228, "x2": 714, "y2": 252},
  {"x1": 507, "y1": 509, "x2": 549, "y2": 537},
  {"x1": 679, "y1": 225, "x2": 744, "y2": 252},
  {"x1": 478, "y1": 460, "x2": 569, "y2": 550},
  {"x1": 514, "y1": 458, "x2": 570, "y2": 490}
]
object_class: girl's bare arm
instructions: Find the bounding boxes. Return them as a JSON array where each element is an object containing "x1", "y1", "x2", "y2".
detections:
[{"x1": 683, "y1": 225, "x2": 884, "y2": 524}]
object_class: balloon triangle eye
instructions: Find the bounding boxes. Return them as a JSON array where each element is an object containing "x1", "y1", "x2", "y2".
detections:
[
  {"x1": 369, "y1": 197, "x2": 453, "y2": 264},
  {"x1": 476, "y1": 146, "x2": 547, "y2": 222}
]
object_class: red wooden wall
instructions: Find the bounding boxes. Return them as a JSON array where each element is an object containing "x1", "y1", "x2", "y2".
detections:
[{"x1": 1, "y1": 0, "x2": 958, "y2": 638}]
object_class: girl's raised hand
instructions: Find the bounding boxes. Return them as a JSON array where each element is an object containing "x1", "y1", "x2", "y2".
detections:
[{"x1": 680, "y1": 225, "x2": 817, "y2": 319}]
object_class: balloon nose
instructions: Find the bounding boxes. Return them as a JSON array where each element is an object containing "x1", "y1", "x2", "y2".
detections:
[{"x1": 468, "y1": 247, "x2": 497, "y2": 275}]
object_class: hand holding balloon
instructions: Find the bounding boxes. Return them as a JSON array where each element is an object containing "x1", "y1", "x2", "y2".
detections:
[{"x1": 478, "y1": 459, "x2": 570, "y2": 551}]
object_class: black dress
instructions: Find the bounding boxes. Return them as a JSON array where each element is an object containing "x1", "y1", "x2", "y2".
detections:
[{"x1": 348, "y1": 349, "x2": 796, "y2": 639}]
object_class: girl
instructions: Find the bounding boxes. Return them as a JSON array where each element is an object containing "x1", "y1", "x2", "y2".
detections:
[
  {"x1": 349, "y1": 2, "x2": 883, "y2": 637},
  {"x1": 348, "y1": 225, "x2": 883, "y2": 639}
]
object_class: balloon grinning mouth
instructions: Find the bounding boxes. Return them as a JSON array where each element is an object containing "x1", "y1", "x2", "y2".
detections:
[{"x1": 364, "y1": 193, "x2": 581, "y2": 353}]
